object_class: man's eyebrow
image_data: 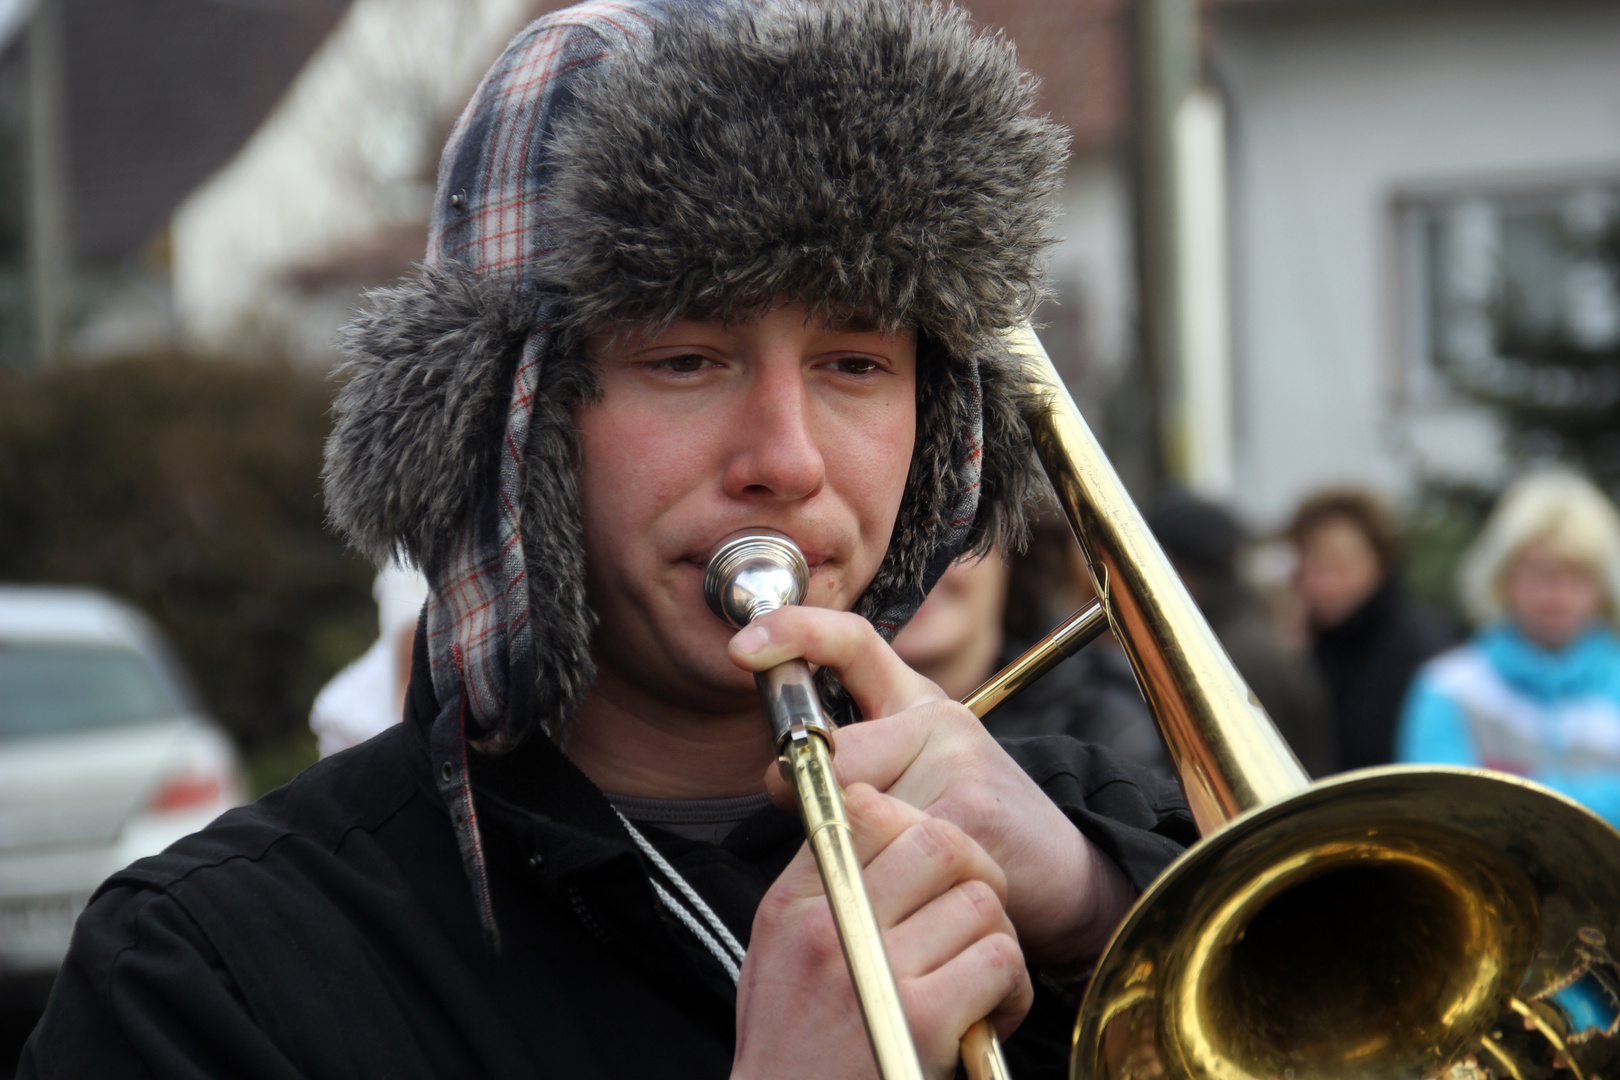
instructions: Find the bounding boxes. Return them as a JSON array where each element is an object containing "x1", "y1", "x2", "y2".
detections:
[{"x1": 822, "y1": 312, "x2": 886, "y2": 334}]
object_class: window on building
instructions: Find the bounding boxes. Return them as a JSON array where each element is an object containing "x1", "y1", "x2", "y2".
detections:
[{"x1": 1399, "y1": 180, "x2": 1620, "y2": 409}]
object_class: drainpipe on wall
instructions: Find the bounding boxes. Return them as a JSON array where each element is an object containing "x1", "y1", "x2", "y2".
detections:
[
  {"x1": 1136, "y1": 0, "x2": 1233, "y2": 499},
  {"x1": 27, "y1": 0, "x2": 70, "y2": 367}
]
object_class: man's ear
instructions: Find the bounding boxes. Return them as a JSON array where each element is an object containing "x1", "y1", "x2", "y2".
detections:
[{"x1": 323, "y1": 266, "x2": 535, "y2": 572}]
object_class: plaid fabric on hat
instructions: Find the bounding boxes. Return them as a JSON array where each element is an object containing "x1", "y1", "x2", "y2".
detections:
[
  {"x1": 429, "y1": 2, "x2": 677, "y2": 282},
  {"x1": 418, "y1": 0, "x2": 681, "y2": 953},
  {"x1": 424, "y1": 2, "x2": 679, "y2": 748},
  {"x1": 869, "y1": 379, "x2": 985, "y2": 639}
]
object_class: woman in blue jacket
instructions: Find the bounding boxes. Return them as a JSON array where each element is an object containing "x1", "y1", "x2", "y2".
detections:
[{"x1": 1398, "y1": 472, "x2": 1620, "y2": 827}]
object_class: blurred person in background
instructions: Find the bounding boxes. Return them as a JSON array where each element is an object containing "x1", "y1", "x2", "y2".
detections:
[
  {"x1": 308, "y1": 561, "x2": 428, "y2": 757},
  {"x1": 892, "y1": 522, "x2": 1172, "y2": 781},
  {"x1": 1397, "y1": 473, "x2": 1620, "y2": 827},
  {"x1": 1288, "y1": 488, "x2": 1453, "y2": 771},
  {"x1": 1146, "y1": 491, "x2": 1334, "y2": 776}
]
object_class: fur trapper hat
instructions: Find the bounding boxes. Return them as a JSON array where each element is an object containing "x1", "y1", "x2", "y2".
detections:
[{"x1": 325, "y1": 0, "x2": 1064, "y2": 759}]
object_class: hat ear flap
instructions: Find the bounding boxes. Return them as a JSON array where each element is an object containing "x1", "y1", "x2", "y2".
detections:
[
  {"x1": 514, "y1": 344, "x2": 598, "y2": 740},
  {"x1": 854, "y1": 334, "x2": 1043, "y2": 638},
  {"x1": 327, "y1": 269, "x2": 600, "y2": 743},
  {"x1": 324, "y1": 267, "x2": 535, "y2": 572},
  {"x1": 969, "y1": 338, "x2": 1047, "y2": 558}
]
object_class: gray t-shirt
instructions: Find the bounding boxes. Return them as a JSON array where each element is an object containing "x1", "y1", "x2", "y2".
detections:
[{"x1": 606, "y1": 791, "x2": 775, "y2": 845}]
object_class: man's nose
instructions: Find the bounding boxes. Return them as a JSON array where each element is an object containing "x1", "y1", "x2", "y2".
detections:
[{"x1": 721, "y1": 365, "x2": 826, "y2": 502}]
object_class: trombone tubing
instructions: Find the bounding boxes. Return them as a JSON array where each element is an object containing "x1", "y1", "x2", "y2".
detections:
[
  {"x1": 961, "y1": 600, "x2": 1108, "y2": 720},
  {"x1": 779, "y1": 725, "x2": 926, "y2": 1080},
  {"x1": 779, "y1": 721, "x2": 1008, "y2": 1080},
  {"x1": 1001, "y1": 325, "x2": 1308, "y2": 832}
]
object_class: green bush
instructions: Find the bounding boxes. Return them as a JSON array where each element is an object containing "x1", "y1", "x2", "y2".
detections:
[
  {"x1": 0, "y1": 354, "x2": 375, "y2": 759},
  {"x1": 1403, "y1": 478, "x2": 1497, "y2": 630}
]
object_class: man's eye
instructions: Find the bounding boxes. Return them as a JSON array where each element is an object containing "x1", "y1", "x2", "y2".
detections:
[
  {"x1": 660, "y1": 354, "x2": 710, "y2": 374},
  {"x1": 835, "y1": 357, "x2": 880, "y2": 375}
]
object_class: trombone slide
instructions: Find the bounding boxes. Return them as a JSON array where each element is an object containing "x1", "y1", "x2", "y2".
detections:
[{"x1": 777, "y1": 713, "x2": 925, "y2": 1080}]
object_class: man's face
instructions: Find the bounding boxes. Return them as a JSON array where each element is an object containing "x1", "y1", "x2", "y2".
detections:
[{"x1": 576, "y1": 303, "x2": 917, "y2": 713}]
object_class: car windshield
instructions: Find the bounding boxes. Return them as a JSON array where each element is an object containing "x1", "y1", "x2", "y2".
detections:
[{"x1": 0, "y1": 643, "x2": 184, "y2": 740}]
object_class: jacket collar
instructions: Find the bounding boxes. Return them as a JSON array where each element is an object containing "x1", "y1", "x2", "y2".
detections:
[
  {"x1": 402, "y1": 620, "x2": 762, "y2": 1019},
  {"x1": 402, "y1": 617, "x2": 799, "y2": 971},
  {"x1": 404, "y1": 619, "x2": 640, "y2": 871}
]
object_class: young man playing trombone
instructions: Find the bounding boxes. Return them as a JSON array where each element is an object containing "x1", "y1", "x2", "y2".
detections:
[{"x1": 23, "y1": 2, "x2": 1193, "y2": 1076}]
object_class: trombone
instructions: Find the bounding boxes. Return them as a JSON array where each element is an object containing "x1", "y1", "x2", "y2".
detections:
[
  {"x1": 707, "y1": 326, "x2": 1620, "y2": 1080},
  {"x1": 1002, "y1": 324, "x2": 1620, "y2": 1080}
]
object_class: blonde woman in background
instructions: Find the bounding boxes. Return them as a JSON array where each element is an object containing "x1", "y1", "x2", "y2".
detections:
[{"x1": 1397, "y1": 472, "x2": 1620, "y2": 827}]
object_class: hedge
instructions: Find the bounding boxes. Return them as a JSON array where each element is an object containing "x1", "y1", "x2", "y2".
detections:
[{"x1": 0, "y1": 353, "x2": 375, "y2": 755}]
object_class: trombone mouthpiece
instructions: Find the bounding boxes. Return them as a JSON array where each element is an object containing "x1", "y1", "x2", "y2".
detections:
[{"x1": 703, "y1": 532, "x2": 808, "y2": 627}]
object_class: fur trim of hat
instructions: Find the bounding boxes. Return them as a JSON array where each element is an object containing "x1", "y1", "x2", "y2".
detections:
[
  {"x1": 324, "y1": 0, "x2": 1066, "y2": 742},
  {"x1": 543, "y1": 0, "x2": 1064, "y2": 355}
]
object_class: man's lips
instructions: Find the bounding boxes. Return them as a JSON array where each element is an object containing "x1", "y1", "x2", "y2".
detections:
[
  {"x1": 682, "y1": 530, "x2": 835, "y2": 569},
  {"x1": 678, "y1": 551, "x2": 831, "y2": 574}
]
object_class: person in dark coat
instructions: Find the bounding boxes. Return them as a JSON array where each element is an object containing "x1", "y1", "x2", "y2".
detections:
[
  {"x1": 20, "y1": 3, "x2": 1195, "y2": 1078},
  {"x1": 1288, "y1": 488, "x2": 1454, "y2": 772},
  {"x1": 1145, "y1": 491, "x2": 1335, "y2": 776}
]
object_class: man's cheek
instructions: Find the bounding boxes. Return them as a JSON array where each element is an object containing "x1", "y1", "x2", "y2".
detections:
[{"x1": 806, "y1": 573, "x2": 849, "y2": 611}]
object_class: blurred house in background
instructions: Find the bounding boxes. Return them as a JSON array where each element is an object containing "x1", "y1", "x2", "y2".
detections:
[
  {"x1": 1210, "y1": 0, "x2": 1620, "y2": 525},
  {"x1": 170, "y1": 0, "x2": 539, "y2": 366},
  {"x1": 0, "y1": 0, "x2": 352, "y2": 360},
  {"x1": 974, "y1": 0, "x2": 1620, "y2": 524},
  {"x1": 959, "y1": 0, "x2": 1620, "y2": 527},
  {"x1": 8, "y1": 0, "x2": 1620, "y2": 526}
]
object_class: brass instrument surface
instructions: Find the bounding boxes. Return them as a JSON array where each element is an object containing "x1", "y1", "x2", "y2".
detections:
[
  {"x1": 1072, "y1": 767, "x2": 1620, "y2": 1080},
  {"x1": 784, "y1": 731, "x2": 926, "y2": 1080},
  {"x1": 994, "y1": 327, "x2": 1620, "y2": 1080},
  {"x1": 962, "y1": 1019, "x2": 1015, "y2": 1080},
  {"x1": 1004, "y1": 325, "x2": 1306, "y2": 831},
  {"x1": 964, "y1": 600, "x2": 1109, "y2": 720}
]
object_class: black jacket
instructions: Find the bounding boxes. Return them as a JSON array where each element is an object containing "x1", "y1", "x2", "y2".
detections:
[
  {"x1": 981, "y1": 641, "x2": 1173, "y2": 784},
  {"x1": 22, "y1": 635, "x2": 1195, "y2": 1080},
  {"x1": 1312, "y1": 579, "x2": 1454, "y2": 772}
]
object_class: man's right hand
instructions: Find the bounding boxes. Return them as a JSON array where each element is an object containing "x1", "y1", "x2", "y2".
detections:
[{"x1": 731, "y1": 782, "x2": 1032, "y2": 1080}]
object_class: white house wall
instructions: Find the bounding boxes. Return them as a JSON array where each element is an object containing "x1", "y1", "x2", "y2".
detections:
[
  {"x1": 1214, "y1": 0, "x2": 1620, "y2": 524},
  {"x1": 171, "y1": 0, "x2": 537, "y2": 363}
]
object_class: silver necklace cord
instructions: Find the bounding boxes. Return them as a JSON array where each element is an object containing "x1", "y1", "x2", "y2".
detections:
[{"x1": 614, "y1": 810, "x2": 748, "y2": 982}]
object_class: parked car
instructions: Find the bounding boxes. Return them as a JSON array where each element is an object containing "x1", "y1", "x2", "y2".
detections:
[{"x1": 0, "y1": 587, "x2": 243, "y2": 986}]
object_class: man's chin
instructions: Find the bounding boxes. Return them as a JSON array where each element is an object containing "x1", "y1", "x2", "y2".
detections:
[
  {"x1": 622, "y1": 649, "x2": 762, "y2": 716},
  {"x1": 682, "y1": 663, "x2": 767, "y2": 712}
]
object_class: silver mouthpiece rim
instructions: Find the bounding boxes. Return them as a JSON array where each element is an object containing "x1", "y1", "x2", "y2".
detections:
[{"x1": 703, "y1": 532, "x2": 809, "y2": 628}]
